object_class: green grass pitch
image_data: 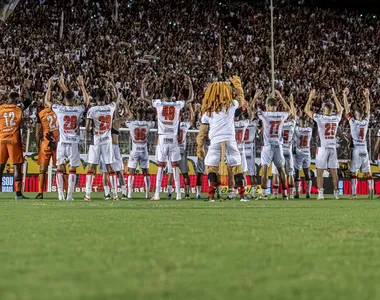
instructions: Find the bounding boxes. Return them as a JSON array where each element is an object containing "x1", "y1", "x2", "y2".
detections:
[{"x1": 1, "y1": 192, "x2": 380, "y2": 300}]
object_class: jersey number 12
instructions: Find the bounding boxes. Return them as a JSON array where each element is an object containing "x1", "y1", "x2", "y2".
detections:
[{"x1": 3, "y1": 112, "x2": 16, "y2": 127}]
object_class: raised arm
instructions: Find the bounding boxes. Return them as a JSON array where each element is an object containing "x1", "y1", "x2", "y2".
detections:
[
  {"x1": 342, "y1": 87, "x2": 351, "y2": 117},
  {"x1": 187, "y1": 102, "x2": 195, "y2": 127},
  {"x1": 78, "y1": 75, "x2": 90, "y2": 108},
  {"x1": 58, "y1": 73, "x2": 69, "y2": 93},
  {"x1": 107, "y1": 72, "x2": 119, "y2": 103},
  {"x1": 22, "y1": 79, "x2": 34, "y2": 111},
  {"x1": 304, "y1": 89, "x2": 316, "y2": 119},
  {"x1": 275, "y1": 90, "x2": 292, "y2": 115},
  {"x1": 187, "y1": 75, "x2": 194, "y2": 103},
  {"x1": 363, "y1": 88, "x2": 370, "y2": 118},
  {"x1": 44, "y1": 76, "x2": 54, "y2": 109},
  {"x1": 229, "y1": 75, "x2": 246, "y2": 108},
  {"x1": 289, "y1": 93, "x2": 296, "y2": 119},
  {"x1": 247, "y1": 89, "x2": 263, "y2": 120},
  {"x1": 332, "y1": 88, "x2": 343, "y2": 116},
  {"x1": 140, "y1": 76, "x2": 152, "y2": 105}
]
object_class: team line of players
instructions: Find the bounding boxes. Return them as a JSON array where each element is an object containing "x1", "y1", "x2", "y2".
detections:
[{"x1": 0, "y1": 75, "x2": 379, "y2": 200}]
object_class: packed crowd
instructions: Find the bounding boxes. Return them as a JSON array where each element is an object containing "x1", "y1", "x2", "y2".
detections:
[{"x1": 1, "y1": 0, "x2": 380, "y2": 157}]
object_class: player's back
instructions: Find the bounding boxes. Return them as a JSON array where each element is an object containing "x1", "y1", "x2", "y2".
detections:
[
  {"x1": 126, "y1": 120, "x2": 154, "y2": 152},
  {"x1": 294, "y1": 126, "x2": 313, "y2": 151},
  {"x1": 153, "y1": 99, "x2": 184, "y2": 136},
  {"x1": 201, "y1": 100, "x2": 239, "y2": 143},
  {"x1": 87, "y1": 103, "x2": 116, "y2": 145},
  {"x1": 349, "y1": 117, "x2": 369, "y2": 147},
  {"x1": 257, "y1": 110, "x2": 288, "y2": 145},
  {"x1": 235, "y1": 119, "x2": 249, "y2": 147},
  {"x1": 282, "y1": 119, "x2": 296, "y2": 151},
  {"x1": 178, "y1": 122, "x2": 191, "y2": 153},
  {"x1": 245, "y1": 120, "x2": 258, "y2": 144},
  {"x1": 0, "y1": 104, "x2": 23, "y2": 141},
  {"x1": 52, "y1": 104, "x2": 85, "y2": 143},
  {"x1": 38, "y1": 108, "x2": 58, "y2": 137},
  {"x1": 313, "y1": 113, "x2": 341, "y2": 148}
]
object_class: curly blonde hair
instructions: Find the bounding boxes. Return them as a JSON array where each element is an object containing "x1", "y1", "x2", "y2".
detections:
[{"x1": 201, "y1": 82, "x2": 234, "y2": 115}]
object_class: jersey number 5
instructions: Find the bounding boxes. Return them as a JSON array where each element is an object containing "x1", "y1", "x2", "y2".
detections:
[
  {"x1": 99, "y1": 116, "x2": 111, "y2": 131},
  {"x1": 63, "y1": 116, "x2": 77, "y2": 130},
  {"x1": 162, "y1": 106, "x2": 175, "y2": 121},
  {"x1": 324, "y1": 123, "x2": 337, "y2": 137}
]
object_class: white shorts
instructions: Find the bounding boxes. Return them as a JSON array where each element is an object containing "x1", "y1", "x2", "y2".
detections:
[
  {"x1": 272, "y1": 151, "x2": 294, "y2": 175},
  {"x1": 205, "y1": 140, "x2": 241, "y2": 167},
  {"x1": 128, "y1": 151, "x2": 149, "y2": 170},
  {"x1": 245, "y1": 143, "x2": 256, "y2": 176},
  {"x1": 99, "y1": 145, "x2": 123, "y2": 173},
  {"x1": 156, "y1": 135, "x2": 181, "y2": 163},
  {"x1": 57, "y1": 142, "x2": 80, "y2": 167},
  {"x1": 167, "y1": 152, "x2": 189, "y2": 174},
  {"x1": 351, "y1": 147, "x2": 370, "y2": 173},
  {"x1": 261, "y1": 144, "x2": 285, "y2": 169},
  {"x1": 294, "y1": 148, "x2": 311, "y2": 170},
  {"x1": 87, "y1": 142, "x2": 114, "y2": 165},
  {"x1": 238, "y1": 146, "x2": 248, "y2": 173},
  {"x1": 315, "y1": 147, "x2": 338, "y2": 169}
]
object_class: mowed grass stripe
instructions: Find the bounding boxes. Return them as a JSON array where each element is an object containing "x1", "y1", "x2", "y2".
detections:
[{"x1": 0, "y1": 193, "x2": 379, "y2": 300}]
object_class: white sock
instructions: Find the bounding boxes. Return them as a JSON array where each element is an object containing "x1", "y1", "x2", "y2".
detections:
[
  {"x1": 252, "y1": 185, "x2": 257, "y2": 196},
  {"x1": 128, "y1": 175, "x2": 134, "y2": 198},
  {"x1": 85, "y1": 172, "x2": 93, "y2": 198},
  {"x1": 121, "y1": 185, "x2": 127, "y2": 196},
  {"x1": 67, "y1": 172, "x2": 76, "y2": 199},
  {"x1": 295, "y1": 181, "x2": 301, "y2": 194},
  {"x1": 306, "y1": 180, "x2": 312, "y2": 194},
  {"x1": 57, "y1": 172, "x2": 64, "y2": 199},
  {"x1": 352, "y1": 177, "x2": 357, "y2": 195},
  {"x1": 196, "y1": 185, "x2": 202, "y2": 196},
  {"x1": 262, "y1": 188, "x2": 267, "y2": 196},
  {"x1": 167, "y1": 185, "x2": 173, "y2": 195},
  {"x1": 155, "y1": 167, "x2": 164, "y2": 196},
  {"x1": 368, "y1": 178, "x2": 374, "y2": 191},
  {"x1": 173, "y1": 167, "x2": 181, "y2": 196},
  {"x1": 318, "y1": 188, "x2": 324, "y2": 197},
  {"x1": 109, "y1": 173, "x2": 118, "y2": 198},
  {"x1": 274, "y1": 186, "x2": 279, "y2": 196},
  {"x1": 104, "y1": 185, "x2": 110, "y2": 196},
  {"x1": 144, "y1": 175, "x2": 150, "y2": 198},
  {"x1": 290, "y1": 187, "x2": 295, "y2": 195}
]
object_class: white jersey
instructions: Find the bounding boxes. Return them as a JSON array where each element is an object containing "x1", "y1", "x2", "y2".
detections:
[
  {"x1": 87, "y1": 103, "x2": 116, "y2": 145},
  {"x1": 152, "y1": 99, "x2": 184, "y2": 136},
  {"x1": 245, "y1": 119, "x2": 259, "y2": 144},
  {"x1": 201, "y1": 100, "x2": 239, "y2": 144},
  {"x1": 52, "y1": 104, "x2": 85, "y2": 143},
  {"x1": 294, "y1": 126, "x2": 313, "y2": 152},
  {"x1": 313, "y1": 113, "x2": 342, "y2": 148},
  {"x1": 178, "y1": 122, "x2": 191, "y2": 154},
  {"x1": 257, "y1": 110, "x2": 289, "y2": 146},
  {"x1": 282, "y1": 119, "x2": 296, "y2": 153},
  {"x1": 348, "y1": 116, "x2": 369, "y2": 148},
  {"x1": 126, "y1": 120, "x2": 155, "y2": 152},
  {"x1": 235, "y1": 119, "x2": 249, "y2": 151}
]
